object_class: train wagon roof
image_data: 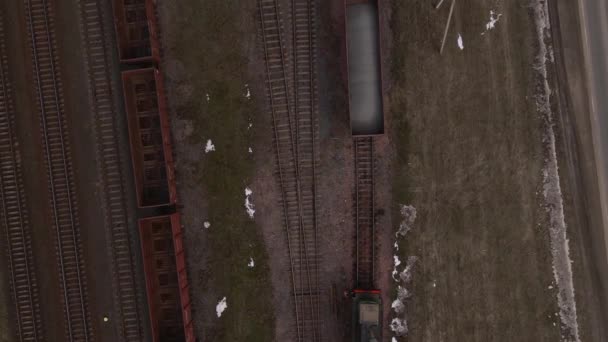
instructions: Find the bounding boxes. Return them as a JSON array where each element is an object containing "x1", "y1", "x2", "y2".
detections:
[
  {"x1": 346, "y1": 2, "x2": 384, "y2": 136},
  {"x1": 359, "y1": 302, "x2": 380, "y2": 324}
]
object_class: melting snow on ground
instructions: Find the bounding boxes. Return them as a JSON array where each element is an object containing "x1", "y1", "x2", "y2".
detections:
[
  {"x1": 244, "y1": 187, "x2": 255, "y2": 218},
  {"x1": 390, "y1": 318, "x2": 408, "y2": 337},
  {"x1": 396, "y1": 205, "x2": 416, "y2": 237},
  {"x1": 457, "y1": 33, "x2": 464, "y2": 50},
  {"x1": 391, "y1": 204, "x2": 418, "y2": 339},
  {"x1": 248, "y1": 147, "x2": 253, "y2": 154},
  {"x1": 533, "y1": 1, "x2": 580, "y2": 340},
  {"x1": 392, "y1": 255, "x2": 402, "y2": 280},
  {"x1": 203, "y1": 221, "x2": 211, "y2": 229},
  {"x1": 205, "y1": 139, "x2": 215, "y2": 153},
  {"x1": 244, "y1": 84, "x2": 251, "y2": 100},
  {"x1": 248, "y1": 257, "x2": 255, "y2": 268},
  {"x1": 216, "y1": 297, "x2": 227, "y2": 317},
  {"x1": 482, "y1": 10, "x2": 502, "y2": 34}
]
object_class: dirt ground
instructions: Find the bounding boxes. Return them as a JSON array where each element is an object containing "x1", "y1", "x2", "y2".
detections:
[
  {"x1": 387, "y1": 0, "x2": 594, "y2": 341},
  {"x1": 157, "y1": 1, "x2": 277, "y2": 340},
  {"x1": 156, "y1": 0, "x2": 391, "y2": 340}
]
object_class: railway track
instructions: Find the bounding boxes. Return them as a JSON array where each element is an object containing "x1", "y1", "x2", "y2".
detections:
[
  {"x1": 0, "y1": 11, "x2": 44, "y2": 342},
  {"x1": 78, "y1": 0, "x2": 143, "y2": 340},
  {"x1": 354, "y1": 137, "x2": 374, "y2": 289},
  {"x1": 258, "y1": 0, "x2": 321, "y2": 340},
  {"x1": 25, "y1": 0, "x2": 92, "y2": 340}
]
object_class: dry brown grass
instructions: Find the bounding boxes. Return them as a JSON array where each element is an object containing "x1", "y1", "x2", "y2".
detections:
[{"x1": 388, "y1": 1, "x2": 563, "y2": 340}]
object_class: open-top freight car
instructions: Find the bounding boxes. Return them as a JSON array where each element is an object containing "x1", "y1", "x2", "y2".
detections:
[
  {"x1": 344, "y1": 0, "x2": 384, "y2": 136},
  {"x1": 122, "y1": 68, "x2": 177, "y2": 208},
  {"x1": 139, "y1": 214, "x2": 194, "y2": 342},
  {"x1": 112, "y1": 0, "x2": 161, "y2": 63}
]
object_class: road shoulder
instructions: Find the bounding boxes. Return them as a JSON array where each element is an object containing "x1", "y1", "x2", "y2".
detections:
[{"x1": 548, "y1": 0, "x2": 608, "y2": 339}]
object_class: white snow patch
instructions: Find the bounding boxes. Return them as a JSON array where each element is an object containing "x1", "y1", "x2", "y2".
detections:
[
  {"x1": 533, "y1": 1, "x2": 580, "y2": 340},
  {"x1": 392, "y1": 255, "x2": 402, "y2": 281},
  {"x1": 391, "y1": 203, "x2": 418, "y2": 337},
  {"x1": 399, "y1": 257, "x2": 417, "y2": 284},
  {"x1": 248, "y1": 257, "x2": 255, "y2": 268},
  {"x1": 396, "y1": 205, "x2": 416, "y2": 237},
  {"x1": 391, "y1": 298, "x2": 405, "y2": 314},
  {"x1": 244, "y1": 84, "x2": 251, "y2": 100},
  {"x1": 205, "y1": 139, "x2": 215, "y2": 153},
  {"x1": 244, "y1": 187, "x2": 255, "y2": 218},
  {"x1": 457, "y1": 33, "x2": 464, "y2": 50},
  {"x1": 482, "y1": 10, "x2": 502, "y2": 34},
  {"x1": 390, "y1": 318, "x2": 408, "y2": 336},
  {"x1": 203, "y1": 221, "x2": 211, "y2": 229},
  {"x1": 248, "y1": 122, "x2": 253, "y2": 129},
  {"x1": 206, "y1": 93, "x2": 211, "y2": 102},
  {"x1": 391, "y1": 256, "x2": 417, "y2": 336},
  {"x1": 216, "y1": 297, "x2": 227, "y2": 317},
  {"x1": 391, "y1": 338, "x2": 398, "y2": 342},
  {"x1": 248, "y1": 147, "x2": 253, "y2": 154}
]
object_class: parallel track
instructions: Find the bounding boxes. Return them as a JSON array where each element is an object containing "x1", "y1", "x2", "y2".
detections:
[
  {"x1": 354, "y1": 137, "x2": 374, "y2": 289},
  {"x1": 25, "y1": 0, "x2": 92, "y2": 340},
  {"x1": 258, "y1": 0, "x2": 321, "y2": 340},
  {"x1": 0, "y1": 11, "x2": 44, "y2": 342},
  {"x1": 79, "y1": 0, "x2": 142, "y2": 340}
]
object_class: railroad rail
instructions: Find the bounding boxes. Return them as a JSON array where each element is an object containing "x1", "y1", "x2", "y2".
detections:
[
  {"x1": 79, "y1": 0, "x2": 142, "y2": 340},
  {"x1": 25, "y1": 0, "x2": 92, "y2": 340},
  {"x1": 354, "y1": 137, "x2": 374, "y2": 289},
  {"x1": 258, "y1": 0, "x2": 321, "y2": 340},
  {"x1": 0, "y1": 11, "x2": 44, "y2": 342}
]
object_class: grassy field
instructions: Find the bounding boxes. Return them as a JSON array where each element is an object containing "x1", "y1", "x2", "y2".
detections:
[
  {"x1": 388, "y1": 1, "x2": 564, "y2": 341},
  {"x1": 158, "y1": 1, "x2": 275, "y2": 340}
]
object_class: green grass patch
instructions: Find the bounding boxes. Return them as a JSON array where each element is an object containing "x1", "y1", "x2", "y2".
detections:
[{"x1": 164, "y1": 1, "x2": 275, "y2": 340}]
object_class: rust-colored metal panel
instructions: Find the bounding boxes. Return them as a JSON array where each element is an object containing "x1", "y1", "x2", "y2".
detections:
[
  {"x1": 122, "y1": 68, "x2": 176, "y2": 208},
  {"x1": 170, "y1": 214, "x2": 195, "y2": 342},
  {"x1": 145, "y1": 0, "x2": 162, "y2": 63},
  {"x1": 139, "y1": 215, "x2": 191, "y2": 342},
  {"x1": 154, "y1": 69, "x2": 178, "y2": 205},
  {"x1": 112, "y1": 0, "x2": 160, "y2": 63}
]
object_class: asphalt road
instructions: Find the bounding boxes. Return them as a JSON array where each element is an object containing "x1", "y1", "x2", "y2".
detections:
[{"x1": 578, "y1": 0, "x2": 608, "y2": 271}]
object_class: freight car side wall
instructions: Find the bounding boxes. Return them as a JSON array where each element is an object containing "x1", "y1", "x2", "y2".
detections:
[
  {"x1": 170, "y1": 214, "x2": 194, "y2": 342},
  {"x1": 155, "y1": 69, "x2": 178, "y2": 206}
]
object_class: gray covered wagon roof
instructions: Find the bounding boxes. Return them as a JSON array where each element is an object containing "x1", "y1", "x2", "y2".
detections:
[{"x1": 346, "y1": 3, "x2": 384, "y2": 136}]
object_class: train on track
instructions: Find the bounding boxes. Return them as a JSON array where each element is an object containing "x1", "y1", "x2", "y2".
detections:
[
  {"x1": 345, "y1": 0, "x2": 384, "y2": 341},
  {"x1": 352, "y1": 289, "x2": 382, "y2": 342},
  {"x1": 112, "y1": 1, "x2": 194, "y2": 341}
]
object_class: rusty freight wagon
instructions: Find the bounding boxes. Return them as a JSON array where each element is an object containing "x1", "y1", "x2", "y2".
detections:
[
  {"x1": 122, "y1": 68, "x2": 176, "y2": 208},
  {"x1": 112, "y1": 0, "x2": 161, "y2": 63},
  {"x1": 344, "y1": 0, "x2": 384, "y2": 136},
  {"x1": 139, "y1": 215, "x2": 194, "y2": 342}
]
